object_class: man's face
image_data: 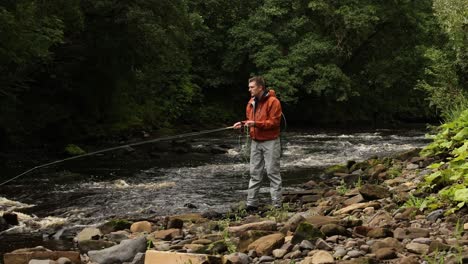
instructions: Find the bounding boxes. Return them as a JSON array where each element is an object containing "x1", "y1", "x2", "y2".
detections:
[{"x1": 248, "y1": 81, "x2": 264, "y2": 98}]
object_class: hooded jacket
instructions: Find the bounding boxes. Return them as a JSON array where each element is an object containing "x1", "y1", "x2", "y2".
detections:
[{"x1": 244, "y1": 89, "x2": 282, "y2": 141}]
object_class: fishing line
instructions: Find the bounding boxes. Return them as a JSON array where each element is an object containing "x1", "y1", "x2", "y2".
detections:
[{"x1": 0, "y1": 126, "x2": 234, "y2": 186}]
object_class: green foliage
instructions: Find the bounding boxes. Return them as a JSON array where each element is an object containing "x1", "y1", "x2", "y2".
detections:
[
  {"x1": 265, "y1": 203, "x2": 291, "y2": 222},
  {"x1": 216, "y1": 219, "x2": 237, "y2": 254},
  {"x1": 416, "y1": 0, "x2": 468, "y2": 122},
  {"x1": 420, "y1": 110, "x2": 468, "y2": 213}
]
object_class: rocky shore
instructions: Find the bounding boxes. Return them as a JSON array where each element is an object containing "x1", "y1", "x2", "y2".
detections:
[{"x1": 3, "y1": 148, "x2": 468, "y2": 264}]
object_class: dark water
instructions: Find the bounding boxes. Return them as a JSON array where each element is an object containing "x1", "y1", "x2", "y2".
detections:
[{"x1": 0, "y1": 129, "x2": 430, "y2": 257}]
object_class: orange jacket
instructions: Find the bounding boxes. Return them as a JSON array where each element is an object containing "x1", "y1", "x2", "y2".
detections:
[{"x1": 244, "y1": 89, "x2": 282, "y2": 141}]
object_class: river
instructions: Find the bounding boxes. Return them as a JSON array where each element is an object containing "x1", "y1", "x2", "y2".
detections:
[{"x1": 0, "y1": 128, "x2": 430, "y2": 257}]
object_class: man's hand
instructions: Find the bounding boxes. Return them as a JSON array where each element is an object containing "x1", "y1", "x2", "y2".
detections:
[
  {"x1": 233, "y1": 122, "x2": 242, "y2": 129},
  {"x1": 244, "y1": 121, "x2": 255, "y2": 127}
]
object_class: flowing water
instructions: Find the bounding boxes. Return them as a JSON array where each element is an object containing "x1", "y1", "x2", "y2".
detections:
[{"x1": 0, "y1": 129, "x2": 430, "y2": 256}]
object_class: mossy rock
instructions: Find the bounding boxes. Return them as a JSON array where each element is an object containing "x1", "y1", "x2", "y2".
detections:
[
  {"x1": 349, "y1": 161, "x2": 370, "y2": 173},
  {"x1": 208, "y1": 240, "x2": 228, "y2": 254},
  {"x1": 291, "y1": 222, "x2": 324, "y2": 244},
  {"x1": 100, "y1": 219, "x2": 132, "y2": 234},
  {"x1": 325, "y1": 164, "x2": 348, "y2": 175},
  {"x1": 64, "y1": 144, "x2": 86, "y2": 156}
]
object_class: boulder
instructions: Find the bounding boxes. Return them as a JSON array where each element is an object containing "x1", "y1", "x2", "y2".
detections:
[
  {"x1": 375, "y1": 247, "x2": 397, "y2": 260},
  {"x1": 238, "y1": 230, "x2": 275, "y2": 252},
  {"x1": 370, "y1": 238, "x2": 403, "y2": 253},
  {"x1": 3, "y1": 212, "x2": 19, "y2": 225},
  {"x1": 393, "y1": 228, "x2": 430, "y2": 240},
  {"x1": 301, "y1": 250, "x2": 334, "y2": 264},
  {"x1": 78, "y1": 240, "x2": 116, "y2": 253},
  {"x1": 152, "y1": 228, "x2": 182, "y2": 240},
  {"x1": 320, "y1": 224, "x2": 348, "y2": 237},
  {"x1": 247, "y1": 233, "x2": 285, "y2": 256},
  {"x1": 366, "y1": 228, "x2": 393, "y2": 238},
  {"x1": 75, "y1": 227, "x2": 102, "y2": 242},
  {"x1": 144, "y1": 250, "x2": 221, "y2": 264},
  {"x1": 130, "y1": 221, "x2": 152, "y2": 233},
  {"x1": 4, "y1": 251, "x2": 80, "y2": 264},
  {"x1": 88, "y1": 236, "x2": 147, "y2": 264},
  {"x1": 405, "y1": 243, "x2": 429, "y2": 254},
  {"x1": 129, "y1": 252, "x2": 145, "y2": 264},
  {"x1": 359, "y1": 184, "x2": 391, "y2": 200},
  {"x1": 292, "y1": 222, "x2": 324, "y2": 244},
  {"x1": 228, "y1": 221, "x2": 277, "y2": 236},
  {"x1": 167, "y1": 218, "x2": 184, "y2": 229},
  {"x1": 223, "y1": 252, "x2": 249, "y2": 264}
]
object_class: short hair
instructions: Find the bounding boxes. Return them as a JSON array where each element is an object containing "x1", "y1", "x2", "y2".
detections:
[{"x1": 249, "y1": 76, "x2": 265, "y2": 89}]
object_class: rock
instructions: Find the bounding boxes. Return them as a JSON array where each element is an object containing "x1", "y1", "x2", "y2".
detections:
[
  {"x1": 300, "y1": 240, "x2": 315, "y2": 250},
  {"x1": 145, "y1": 250, "x2": 221, "y2": 264},
  {"x1": 283, "y1": 213, "x2": 305, "y2": 232},
  {"x1": 183, "y1": 244, "x2": 206, "y2": 253},
  {"x1": 406, "y1": 163, "x2": 419, "y2": 170},
  {"x1": 366, "y1": 211, "x2": 393, "y2": 227},
  {"x1": 301, "y1": 250, "x2": 334, "y2": 264},
  {"x1": 247, "y1": 233, "x2": 285, "y2": 256},
  {"x1": 12, "y1": 247, "x2": 51, "y2": 253},
  {"x1": 3, "y1": 251, "x2": 80, "y2": 264},
  {"x1": 333, "y1": 202, "x2": 380, "y2": 216},
  {"x1": 272, "y1": 248, "x2": 288, "y2": 258},
  {"x1": 405, "y1": 242, "x2": 429, "y2": 254},
  {"x1": 78, "y1": 240, "x2": 116, "y2": 253},
  {"x1": 192, "y1": 239, "x2": 212, "y2": 245},
  {"x1": 426, "y1": 209, "x2": 444, "y2": 222},
  {"x1": 56, "y1": 257, "x2": 71, "y2": 264},
  {"x1": 394, "y1": 228, "x2": 430, "y2": 240},
  {"x1": 0, "y1": 216, "x2": 8, "y2": 231},
  {"x1": 304, "y1": 180, "x2": 318, "y2": 189},
  {"x1": 207, "y1": 240, "x2": 228, "y2": 254},
  {"x1": 169, "y1": 213, "x2": 207, "y2": 223},
  {"x1": 375, "y1": 247, "x2": 397, "y2": 260},
  {"x1": 292, "y1": 222, "x2": 324, "y2": 244},
  {"x1": 106, "y1": 230, "x2": 130, "y2": 243},
  {"x1": 353, "y1": 226, "x2": 372, "y2": 236},
  {"x1": 228, "y1": 220, "x2": 277, "y2": 236},
  {"x1": 238, "y1": 230, "x2": 275, "y2": 253},
  {"x1": 75, "y1": 227, "x2": 102, "y2": 242},
  {"x1": 362, "y1": 207, "x2": 374, "y2": 215},
  {"x1": 370, "y1": 237, "x2": 403, "y2": 253},
  {"x1": 368, "y1": 164, "x2": 386, "y2": 178},
  {"x1": 128, "y1": 252, "x2": 145, "y2": 264},
  {"x1": 464, "y1": 223, "x2": 468, "y2": 231},
  {"x1": 320, "y1": 224, "x2": 348, "y2": 237},
  {"x1": 152, "y1": 228, "x2": 182, "y2": 240},
  {"x1": 28, "y1": 260, "x2": 56, "y2": 264},
  {"x1": 333, "y1": 247, "x2": 347, "y2": 258},
  {"x1": 347, "y1": 250, "x2": 363, "y2": 258},
  {"x1": 201, "y1": 210, "x2": 222, "y2": 219},
  {"x1": 366, "y1": 228, "x2": 393, "y2": 238},
  {"x1": 359, "y1": 184, "x2": 391, "y2": 200},
  {"x1": 3, "y1": 212, "x2": 19, "y2": 225},
  {"x1": 88, "y1": 236, "x2": 147, "y2": 264},
  {"x1": 398, "y1": 256, "x2": 420, "y2": 264},
  {"x1": 428, "y1": 240, "x2": 452, "y2": 253},
  {"x1": 99, "y1": 219, "x2": 131, "y2": 234},
  {"x1": 167, "y1": 218, "x2": 184, "y2": 229},
  {"x1": 304, "y1": 216, "x2": 339, "y2": 227},
  {"x1": 223, "y1": 252, "x2": 249, "y2": 264},
  {"x1": 130, "y1": 221, "x2": 152, "y2": 233},
  {"x1": 393, "y1": 148, "x2": 421, "y2": 161},
  {"x1": 258, "y1": 256, "x2": 275, "y2": 263},
  {"x1": 411, "y1": 237, "x2": 432, "y2": 245},
  {"x1": 315, "y1": 239, "x2": 332, "y2": 251},
  {"x1": 152, "y1": 241, "x2": 170, "y2": 251},
  {"x1": 343, "y1": 195, "x2": 365, "y2": 206}
]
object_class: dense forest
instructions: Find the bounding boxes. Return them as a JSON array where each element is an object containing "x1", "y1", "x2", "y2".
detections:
[{"x1": 0, "y1": 0, "x2": 466, "y2": 150}]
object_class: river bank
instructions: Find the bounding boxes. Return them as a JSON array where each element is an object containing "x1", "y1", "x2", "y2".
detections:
[{"x1": 3, "y1": 146, "x2": 468, "y2": 264}]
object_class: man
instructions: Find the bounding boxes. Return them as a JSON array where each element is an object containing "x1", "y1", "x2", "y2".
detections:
[{"x1": 233, "y1": 76, "x2": 283, "y2": 211}]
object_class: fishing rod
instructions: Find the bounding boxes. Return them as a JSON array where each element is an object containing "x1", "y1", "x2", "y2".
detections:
[{"x1": 0, "y1": 126, "x2": 234, "y2": 186}]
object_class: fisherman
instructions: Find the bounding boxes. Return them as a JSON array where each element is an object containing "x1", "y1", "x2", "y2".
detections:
[{"x1": 233, "y1": 76, "x2": 283, "y2": 211}]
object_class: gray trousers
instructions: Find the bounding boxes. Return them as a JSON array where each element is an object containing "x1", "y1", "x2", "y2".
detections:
[{"x1": 247, "y1": 138, "x2": 282, "y2": 207}]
